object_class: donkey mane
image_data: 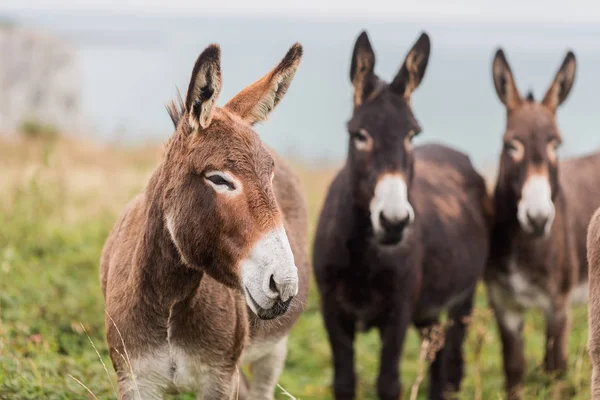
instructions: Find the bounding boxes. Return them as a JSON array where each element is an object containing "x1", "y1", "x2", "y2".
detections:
[{"x1": 166, "y1": 89, "x2": 186, "y2": 127}]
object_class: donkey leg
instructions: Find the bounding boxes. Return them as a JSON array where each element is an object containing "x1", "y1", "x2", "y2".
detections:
[
  {"x1": 377, "y1": 304, "x2": 411, "y2": 400},
  {"x1": 323, "y1": 298, "x2": 357, "y2": 400},
  {"x1": 443, "y1": 289, "x2": 475, "y2": 396},
  {"x1": 199, "y1": 369, "x2": 238, "y2": 400},
  {"x1": 544, "y1": 300, "x2": 570, "y2": 374},
  {"x1": 590, "y1": 317, "x2": 600, "y2": 400},
  {"x1": 116, "y1": 371, "x2": 166, "y2": 400},
  {"x1": 488, "y1": 290, "x2": 525, "y2": 400},
  {"x1": 593, "y1": 363, "x2": 600, "y2": 400},
  {"x1": 231, "y1": 370, "x2": 250, "y2": 400},
  {"x1": 247, "y1": 337, "x2": 288, "y2": 400}
]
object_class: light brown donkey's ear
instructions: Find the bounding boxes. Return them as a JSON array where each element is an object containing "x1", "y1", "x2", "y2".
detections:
[
  {"x1": 225, "y1": 43, "x2": 303, "y2": 125},
  {"x1": 492, "y1": 49, "x2": 522, "y2": 111},
  {"x1": 390, "y1": 32, "x2": 431, "y2": 100},
  {"x1": 185, "y1": 44, "x2": 222, "y2": 130},
  {"x1": 542, "y1": 51, "x2": 576, "y2": 113}
]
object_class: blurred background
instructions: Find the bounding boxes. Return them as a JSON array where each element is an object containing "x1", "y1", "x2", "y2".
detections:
[
  {"x1": 3, "y1": 0, "x2": 600, "y2": 168},
  {"x1": 1, "y1": 1, "x2": 598, "y2": 399}
]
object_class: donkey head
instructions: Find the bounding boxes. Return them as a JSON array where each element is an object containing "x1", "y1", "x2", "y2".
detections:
[
  {"x1": 346, "y1": 31, "x2": 430, "y2": 245},
  {"x1": 160, "y1": 43, "x2": 302, "y2": 320},
  {"x1": 492, "y1": 49, "x2": 576, "y2": 237}
]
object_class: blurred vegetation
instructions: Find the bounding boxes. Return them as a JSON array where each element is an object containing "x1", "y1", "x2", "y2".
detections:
[
  {"x1": 0, "y1": 137, "x2": 592, "y2": 399},
  {"x1": 18, "y1": 119, "x2": 59, "y2": 142},
  {"x1": 0, "y1": 16, "x2": 15, "y2": 29}
]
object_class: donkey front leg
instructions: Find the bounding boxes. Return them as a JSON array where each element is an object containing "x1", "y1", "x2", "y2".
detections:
[
  {"x1": 246, "y1": 337, "x2": 288, "y2": 400},
  {"x1": 116, "y1": 370, "x2": 168, "y2": 400},
  {"x1": 199, "y1": 369, "x2": 239, "y2": 400},
  {"x1": 377, "y1": 304, "x2": 411, "y2": 400},
  {"x1": 488, "y1": 291, "x2": 525, "y2": 400},
  {"x1": 544, "y1": 299, "x2": 570, "y2": 374},
  {"x1": 322, "y1": 298, "x2": 357, "y2": 400},
  {"x1": 443, "y1": 289, "x2": 475, "y2": 396},
  {"x1": 589, "y1": 298, "x2": 600, "y2": 399}
]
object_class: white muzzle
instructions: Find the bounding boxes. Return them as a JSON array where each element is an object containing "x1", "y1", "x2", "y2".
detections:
[{"x1": 240, "y1": 226, "x2": 298, "y2": 316}]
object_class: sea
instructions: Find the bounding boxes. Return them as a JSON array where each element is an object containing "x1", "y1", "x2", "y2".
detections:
[{"x1": 5, "y1": 10, "x2": 600, "y2": 170}]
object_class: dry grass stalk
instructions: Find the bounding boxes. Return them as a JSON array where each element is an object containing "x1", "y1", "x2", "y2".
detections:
[
  {"x1": 410, "y1": 323, "x2": 448, "y2": 400},
  {"x1": 68, "y1": 374, "x2": 100, "y2": 400}
]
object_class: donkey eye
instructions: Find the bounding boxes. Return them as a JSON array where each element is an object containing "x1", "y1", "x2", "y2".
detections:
[
  {"x1": 205, "y1": 173, "x2": 236, "y2": 191},
  {"x1": 351, "y1": 131, "x2": 368, "y2": 143},
  {"x1": 504, "y1": 139, "x2": 524, "y2": 162},
  {"x1": 349, "y1": 128, "x2": 372, "y2": 151},
  {"x1": 547, "y1": 139, "x2": 561, "y2": 162}
]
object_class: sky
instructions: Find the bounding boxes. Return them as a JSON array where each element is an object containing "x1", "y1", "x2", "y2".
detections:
[{"x1": 3, "y1": 0, "x2": 600, "y2": 23}]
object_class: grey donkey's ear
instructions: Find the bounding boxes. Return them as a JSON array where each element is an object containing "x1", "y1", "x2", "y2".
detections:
[
  {"x1": 492, "y1": 48, "x2": 523, "y2": 111},
  {"x1": 542, "y1": 51, "x2": 576, "y2": 113},
  {"x1": 225, "y1": 43, "x2": 303, "y2": 125},
  {"x1": 185, "y1": 44, "x2": 222, "y2": 130},
  {"x1": 390, "y1": 32, "x2": 431, "y2": 100}
]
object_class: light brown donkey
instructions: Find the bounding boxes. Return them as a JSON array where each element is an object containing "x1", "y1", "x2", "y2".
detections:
[
  {"x1": 487, "y1": 48, "x2": 600, "y2": 400},
  {"x1": 588, "y1": 211, "x2": 600, "y2": 398},
  {"x1": 100, "y1": 43, "x2": 309, "y2": 400}
]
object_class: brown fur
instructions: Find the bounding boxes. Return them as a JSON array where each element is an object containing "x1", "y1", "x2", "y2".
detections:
[
  {"x1": 314, "y1": 31, "x2": 490, "y2": 400},
  {"x1": 588, "y1": 210, "x2": 600, "y2": 399},
  {"x1": 486, "y1": 48, "x2": 599, "y2": 400},
  {"x1": 101, "y1": 43, "x2": 308, "y2": 400}
]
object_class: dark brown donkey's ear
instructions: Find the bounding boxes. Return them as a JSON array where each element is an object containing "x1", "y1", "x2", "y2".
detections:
[
  {"x1": 185, "y1": 44, "x2": 222, "y2": 130},
  {"x1": 390, "y1": 32, "x2": 430, "y2": 100},
  {"x1": 350, "y1": 31, "x2": 377, "y2": 106},
  {"x1": 492, "y1": 49, "x2": 522, "y2": 111},
  {"x1": 225, "y1": 43, "x2": 303, "y2": 125},
  {"x1": 542, "y1": 51, "x2": 576, "y2": 113}
]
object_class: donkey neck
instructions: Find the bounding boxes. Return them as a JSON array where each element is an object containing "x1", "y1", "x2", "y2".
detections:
[
  {"x1": 347, "y1": 203, "x2": 374, "y2": 251},
  {"x1": 132, "y1": 183, "x2": 204, "y2": 314}
]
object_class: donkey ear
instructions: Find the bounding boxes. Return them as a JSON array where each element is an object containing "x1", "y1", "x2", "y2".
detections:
[
  {"x1": 225, "y1": 43, "x2": 302, "y2": 125},
  {"x1": 542, "y1": 51, "x2": 576, "y2": 113},
  {"x1": 390, "y1": 32, "x2": 430, "y2": 100},
  {"x1": 492, "y1": 49, "x2": 522, "y2": 111},
  {"x1": 350, "y1": 31, "x2": 377, "y2": 106},
  {"x1": 185, "y1": 44, "x2": 222, "y2": 130}
]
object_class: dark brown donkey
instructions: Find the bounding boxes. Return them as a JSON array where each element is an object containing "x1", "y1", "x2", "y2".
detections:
[
  {"x1": 100, "y1": 43, "x2": 309, "y2": 400},
  {"x1": 313, "y1": 31, "x2": 490, "y2": 400},
  {"x1": 486, "y1": 48, "x2": 599, "y2": 399}
]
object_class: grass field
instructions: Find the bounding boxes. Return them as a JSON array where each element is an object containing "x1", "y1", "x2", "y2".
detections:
[{"x1": 0, "y1": 136, "x2": 592, "y2": 399}]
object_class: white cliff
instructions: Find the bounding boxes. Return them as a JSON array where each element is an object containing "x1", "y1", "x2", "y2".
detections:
[{"x1": 0, "y1": 25, "x2": 82, "y2": 133}]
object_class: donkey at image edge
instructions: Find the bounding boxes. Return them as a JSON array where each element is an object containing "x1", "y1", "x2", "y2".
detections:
[
  {"x1": 314, "y1": 31, "x2": 490, "y2": 400},
  {"x1": 100, "y1": 43, "x2": 310, "y2": 400},
  {"x1": 487, "y1": 48, "x2": 600, "y2": 400}
]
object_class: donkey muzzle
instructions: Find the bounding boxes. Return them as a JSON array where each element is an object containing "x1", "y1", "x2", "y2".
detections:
[
  {"x1": 370, "y1": 174, "x2": 415, "y2": 245},
  {"x1": 241, "y1": 226, "x2": 298, "y2": 319}
]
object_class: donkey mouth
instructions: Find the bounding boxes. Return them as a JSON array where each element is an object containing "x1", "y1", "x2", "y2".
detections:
[
  {"x1": 378, "y1": 231, "x2": 405, "y2": 246},
  {"x1": 244, "y1": 287, "x2": 293, "y2": 320}
]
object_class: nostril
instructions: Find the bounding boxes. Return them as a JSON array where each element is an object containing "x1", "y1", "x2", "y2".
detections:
[
  {"x1": 269, "y1": 275, "x2": 279, "y2": 294},
  {"x1": 399, "y1": 214, "x2": 410, "y2": 226},
  {"x1": 526, "y1": 212, "x2": 547, "y2": 232},
  {"x1": 379, "y1": 211, "x2": 409, "y2": 233},
  {"x1": 379, "y1": 211, "x2": 388, "y2": 226}
]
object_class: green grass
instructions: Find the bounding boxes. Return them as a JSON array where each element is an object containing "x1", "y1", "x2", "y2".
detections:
[{"x1": 0, "y1": 138, "x2": 592, "y2": 399}]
